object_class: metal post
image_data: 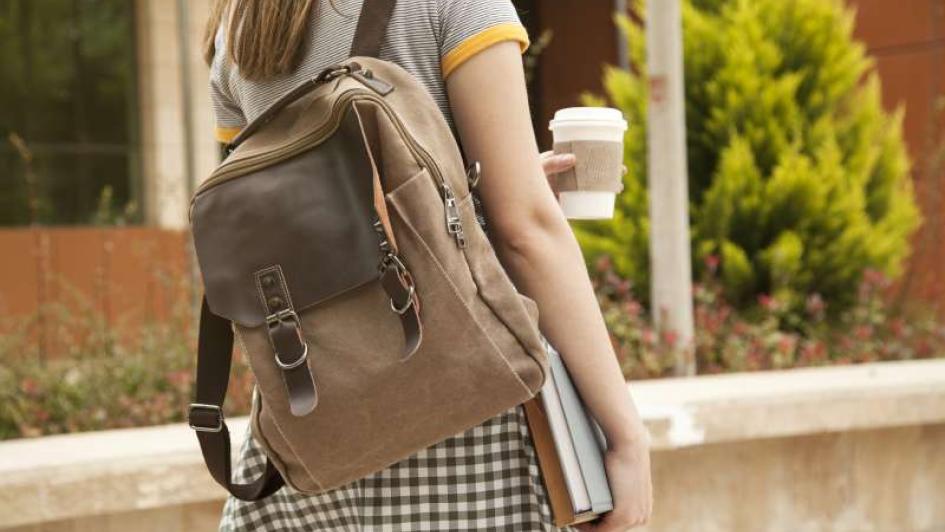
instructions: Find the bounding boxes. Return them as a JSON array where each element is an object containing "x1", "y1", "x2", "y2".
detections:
[
  {"x1": 645, "y1": 0, "x2": 695, "y2": 376},
  {"x1": 614, "y1": 0, "x2": 630, "y2": 71}
]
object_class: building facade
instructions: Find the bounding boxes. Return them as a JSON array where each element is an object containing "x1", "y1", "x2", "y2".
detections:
[{"x1": 0, "y1": 0, "x2": 942, "y2": 343}]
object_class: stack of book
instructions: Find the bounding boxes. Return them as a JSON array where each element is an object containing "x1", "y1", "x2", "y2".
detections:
[{"x1": 523, "y1": 338, "x2": 614, "y2": 527}]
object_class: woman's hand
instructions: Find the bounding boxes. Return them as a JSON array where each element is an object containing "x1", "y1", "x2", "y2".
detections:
[
  {"x1": 540, "y1": 151, "x2": 576, "y2": 195},
  {"x1": 576, "y1": 437, "x2": 653, "y2": 531}
]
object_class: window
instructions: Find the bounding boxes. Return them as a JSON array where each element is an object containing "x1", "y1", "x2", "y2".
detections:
[{"x1": 0, "y1": 0, "x2": 139, "y2": 226}]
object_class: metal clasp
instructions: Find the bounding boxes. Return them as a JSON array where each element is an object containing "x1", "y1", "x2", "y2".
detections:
[
  {"x1": 441, "y1": 182, "x2": 467, "y2": 249},
  {"x1": 380, "y1": 252, "x2": 417, "y2": 315},
  {"x1": 265, "y1": 307, "x2": 299, "y2": 326},
  {"x1": 379, "y1": 251, "x2": 408, "y2": 275},
  {"x1": 466, "y1": 161, "x2": 481, "y2": 189}
]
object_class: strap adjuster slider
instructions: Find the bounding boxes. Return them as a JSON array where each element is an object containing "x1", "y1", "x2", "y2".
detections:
[{"x1": 188, "y1": 403, "x2": 224, "y2": 433}]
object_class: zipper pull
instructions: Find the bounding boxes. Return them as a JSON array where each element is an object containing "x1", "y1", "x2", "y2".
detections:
[
  {"x1": 350, "y1": 68, "x2": 394, "y2": 96},
  {"x1": 441, "y1": 183, "x2": 467, "y2": 249}
]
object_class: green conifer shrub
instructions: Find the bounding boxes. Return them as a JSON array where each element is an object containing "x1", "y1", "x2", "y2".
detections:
[{"x1": 577, "y1": 0, "x2": 920, "y2": 316}]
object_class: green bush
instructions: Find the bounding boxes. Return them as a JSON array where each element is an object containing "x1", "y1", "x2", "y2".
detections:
[{"x1": 577, "y1": 0, "x2": 921, "y2": 316}]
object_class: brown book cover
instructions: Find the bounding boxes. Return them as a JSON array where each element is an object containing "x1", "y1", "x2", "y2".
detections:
[{"x1": 523, "y1": 396, "x2": 601, "y2": 528}]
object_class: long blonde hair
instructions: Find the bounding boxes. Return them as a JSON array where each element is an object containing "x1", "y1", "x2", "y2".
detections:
[{"x1": 203, "y1": 0, "x2": 319, "y2": 81}]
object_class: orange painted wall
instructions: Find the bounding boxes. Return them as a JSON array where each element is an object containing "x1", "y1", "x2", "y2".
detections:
[
  {"x1": 0, "y1": 228, "x2": 193, "y2": 358},
  {"x1": 848, "y1": 0, "x2": 945, "y2": 314}
]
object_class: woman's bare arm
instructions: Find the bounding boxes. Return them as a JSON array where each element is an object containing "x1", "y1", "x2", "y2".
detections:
[{"x1": 447, "y1": 41, "x2": 652, "y2": 530}]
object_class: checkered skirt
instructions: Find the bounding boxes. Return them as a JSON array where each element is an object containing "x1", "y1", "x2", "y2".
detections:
[{"x1": 219, "y1": 403, "x2": 573, "y2": 531}]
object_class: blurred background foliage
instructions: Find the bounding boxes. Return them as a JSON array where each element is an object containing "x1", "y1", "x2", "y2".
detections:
[
  {"x1": 0, "y1": 285, "x2": 253, "y2": 439},
  {"x1": 577, "y1": 0, "x2": 921, "y2": 319},
  {"x1": 0, "y1": 0, "x2": 140, "y2": 226}
]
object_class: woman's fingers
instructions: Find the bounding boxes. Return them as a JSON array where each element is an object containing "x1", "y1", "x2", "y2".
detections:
[{"x1": 540, "y1": 151, "x2": 576, "y2": 176}]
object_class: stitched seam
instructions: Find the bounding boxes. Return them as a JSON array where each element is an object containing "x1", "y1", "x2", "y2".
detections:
[
  {"x1": 454, "y1": 192, "x2": 547, "y2": 388},
  {"x1": 254, "y1": 264, "x2": 296, "y2": 314}
]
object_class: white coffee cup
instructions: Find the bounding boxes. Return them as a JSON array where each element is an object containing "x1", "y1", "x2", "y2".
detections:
[{"x1": 549, "y1": 107, "x2": 628, "y2": 219}]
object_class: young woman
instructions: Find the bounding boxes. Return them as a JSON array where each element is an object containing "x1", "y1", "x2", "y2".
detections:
[{"x1": 205, "y1": 1, "x2": 653, "y2": 530}]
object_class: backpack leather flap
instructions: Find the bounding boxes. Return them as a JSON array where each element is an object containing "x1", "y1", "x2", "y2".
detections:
[{"x1": 193, "y1": 110, "x2": 383, "y2": 328}]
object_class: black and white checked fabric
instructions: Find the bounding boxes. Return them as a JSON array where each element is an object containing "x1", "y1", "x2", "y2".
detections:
[{"x1": 219, "y1": 404, "x2": 572, "y2": 531}]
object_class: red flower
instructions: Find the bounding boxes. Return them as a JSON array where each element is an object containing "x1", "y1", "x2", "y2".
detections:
[
  {"x1": 704, "y1": 254, "x2": 720, "y2": 273},
  {"x1": 20, "y1": 378, "x2": 40, "y2": 396},
  {"x1": 854, "y1": 325, "x2": 873, "y2": 340},
  {"x1": 661, "y1": 329, "x2": 678, "y2": 348},
  {"x1": 758, "y1": 294, "x2": 777, "y2": 311}
]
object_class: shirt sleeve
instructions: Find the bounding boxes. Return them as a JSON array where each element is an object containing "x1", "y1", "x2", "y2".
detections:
[
  {"x1": 208, "y1": 28, "x2": 246, "y2": 144},
  {"x1": 437, "y1": 0, "x2": 530, "y2": 79}
]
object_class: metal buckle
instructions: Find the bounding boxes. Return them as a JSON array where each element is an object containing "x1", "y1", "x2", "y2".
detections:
[
  {"x1": 266, "y1": 307, "x2": 299, "y2": 326},
  {"x1": 188, "y1": 403, "x2": 224, "y2": 433},
  {"x1": 390, "y1": 285, "x2": 416, "y2": 314},
  {"x1": 265, "y1": 309, "x2": 309, "y2": 371},
  {"x1": 274, "y1": 342, "x2": 309, "y2": 370}
]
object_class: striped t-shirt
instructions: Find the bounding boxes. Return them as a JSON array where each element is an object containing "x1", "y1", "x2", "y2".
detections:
[{"x1": 209, "y1": 0, "x2": 530, "y2": 143}]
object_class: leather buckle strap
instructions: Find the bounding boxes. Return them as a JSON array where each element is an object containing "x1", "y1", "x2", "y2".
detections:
[
  {"x1": 266, "y1": 309, "x2": 309, "y2": 371},
  {"x1": 380, "y1": 254, "x2": 422, "y2": 361},
  {"x1": 256, "y1": 266, "x2": 318, "y2": 417},
  {"x1": 190, "y1": 297, "x2": 286, "y2": 501}
]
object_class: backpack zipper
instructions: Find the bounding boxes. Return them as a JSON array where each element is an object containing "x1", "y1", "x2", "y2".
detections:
[
  {"x1": 192, "y1": 88, "x2": 363, "y2": 204},
  {"x1": 191, "y1": 76, "x2": 464, "y2": 246}
]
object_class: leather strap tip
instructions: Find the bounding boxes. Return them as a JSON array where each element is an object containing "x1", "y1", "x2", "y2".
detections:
[
  {"x1": 289, "y1": 391, "x2": 318, "y2": 417},
  {"x1": 290, "y1": 402, "x2": 317, "y2": 417},
  {"x1": 399, "y1": 315, "x2": 422, "y2": 362},
  {"x1": 399, "y1": 340, "x2": 420, "y2": 362}
]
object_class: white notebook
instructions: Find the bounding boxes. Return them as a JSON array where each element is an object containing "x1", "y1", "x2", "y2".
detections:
[{"x1": 530, "y1": 337, "x2": 613, "y2": 524}]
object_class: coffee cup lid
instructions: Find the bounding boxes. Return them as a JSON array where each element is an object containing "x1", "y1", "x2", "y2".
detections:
[{"x1": 549, "y1": 107, "x2": 628, "y2": 130}]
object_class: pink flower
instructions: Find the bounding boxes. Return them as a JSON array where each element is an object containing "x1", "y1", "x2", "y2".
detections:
[
  {"x1": 758, "y1": 294, "x2": 777, "y2": 311},
  {"x1": 595, "y1": 255, "x2": 613, "y2": 273},
  {"x1": 889, "y1": 318, "x2": 906, "y2": 338},
  {"x1": 854, "y1": 325, "x2": 873, "y2": 340},
  {"x1": 641, "y1": 329, "x2": 656, "y2": 345},
  {"x1": 862, "y1": 268, "x2": 887, "y2": 288},
  {"x1": 704, "y1": 254, "x2": 720, "y2": 273},
  {"x1": 20, "y1": 378, "x2": 40, "y2": 396},
  {"x1": 661, "y1": 329, "x2": 678, "y2": 348}
]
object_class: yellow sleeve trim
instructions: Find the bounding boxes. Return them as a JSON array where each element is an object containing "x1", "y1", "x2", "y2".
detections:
[
  {"x1": 215, "y1": 126, "x2": 243, "y2": 143},
  {"x1": 441, "y1": 23, "x2": 530, "y2": 79}
]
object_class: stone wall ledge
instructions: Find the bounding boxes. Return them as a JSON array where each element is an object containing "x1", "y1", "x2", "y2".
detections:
[
  {"x1": 636, "y1": 358, "x2": 945, "y2": 450},
  {"x1": 1, "y1": 359, "x2": 944, "y2": 528}
]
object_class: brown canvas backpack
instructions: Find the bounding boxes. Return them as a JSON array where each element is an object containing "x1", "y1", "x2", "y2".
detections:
[{"x1": 187, "y1": 0, "x2": 548, "y2": 500}]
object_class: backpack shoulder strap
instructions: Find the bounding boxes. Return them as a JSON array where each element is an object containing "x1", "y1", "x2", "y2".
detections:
[
  {"x1": 225, "y1": 0, "x2": 397, "y2": 151},
  {"x1": 350, "y1": 0, "x2": 397, "y2": 57},
  {"x1": 188, "y1": 297, "x2": 285, "y2": 501}
]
